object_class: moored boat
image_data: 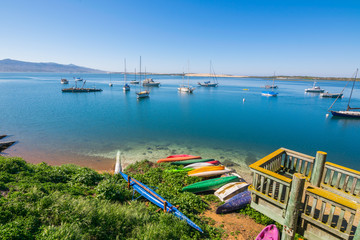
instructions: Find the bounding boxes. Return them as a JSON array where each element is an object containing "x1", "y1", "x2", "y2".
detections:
[
  {"x1": 114, "y1": 152, "x2": 203, "y2": 233},
  {"x1": 214, "y1": 182, "x2": 250, "y2": 202},
  {"x1": 143, "y1": 78, "x2": 160, "y2": 86},
  {"x1": 182, "y1": 176, "x2": 239, "y2": 193},
  {"x1": 255, "y1": 224, "x2": 280, "y2": 240},
  {"x1": 60, "y1": 78, "x2": 69, "y2": 84},
  {"x1": 198, "y1": 61, "x2": 219, "y2": 87},
  {"x1": 305, "y1": 81, "x2": 325, "y2": 93},
  {"x1": 136, "y1": 57, "x2": 150, "y2": 99},
  {"x1": 130, "y1": 68, "x2": 140, "y2": 84},
  {"x1": 123, "y1": 59, "x2": 130, "y2": 91},
  {"x1": 157, "y1": 156, "x2": 201, "y2": 163},
  {"x1": 261, "y1": 91, "x2": 278, "y2": 97},
  {"x1": 216, "y1": 190, "x2": 251, "y2": 214},
  {"x1": 320, "y1": 92, "x2": 343, "y2": 98}
]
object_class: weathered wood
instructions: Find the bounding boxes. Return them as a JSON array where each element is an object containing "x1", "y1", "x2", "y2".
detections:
[
  {"x1": 281, "y1": 173, "x2": 306, "y2": 240},
  {"x1": 310, "y1": 151, "x2": 327, "y2": 187}
]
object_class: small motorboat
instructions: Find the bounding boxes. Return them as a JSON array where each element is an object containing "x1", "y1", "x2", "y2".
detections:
[
  {"x1": 305, "y1": 81, "x2": 325, "y2": 93},
  {"x1": 216, "y1": 190, "x2": 251, "y2": 214},
  {"x1": 214, "y1": 182, "x2": 250, "y2": 202},
  {"x1": 262, "y1": 91, "x2": 278, "y2": 97},
  {"x1": 182, "y1": 176, "x2": 239, "y2": 193},
  {"x1": 255, "y1": 224, "x2": 280, "y2": 240},
  {"x1": 61, "y1": 78, "x2": 69, "y2": 84},
  {"x1": 320, "y1": 92, "x2": 343, "y2": 98},
  {"x1": 123, "y1": 84, "x2": 130, "y2": 91},
  {"x1": 143, "y1": 78, "x2": 160, "y2": 86}
]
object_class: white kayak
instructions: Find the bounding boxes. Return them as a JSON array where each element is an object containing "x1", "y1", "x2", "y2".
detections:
[
  {"x1": 188, "y1": 167, "x2": 235, "y2": 177},
  {"x1": 184, "y1": 162, "x2": 214, "y2": 169},
  {"x1": 214, "y1": 182, "x2": 250, "y2": 202}
]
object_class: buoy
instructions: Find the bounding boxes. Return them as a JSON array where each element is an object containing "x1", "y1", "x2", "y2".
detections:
[
  {"x1": 243, "y1": 98, "x2": 245, "y2": 103},
  {"x1": 326, "y1": 113, "x2": 329, "y2": 118}
]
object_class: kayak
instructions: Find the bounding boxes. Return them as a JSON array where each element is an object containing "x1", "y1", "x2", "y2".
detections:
[
  {"x1": 184, "y1": 162, "x2": 215, "y2": 169},
  {"x1": 214, "y1": 182, "x2": 250, "y2": 202},
  {"x1": 216, "y1": 190, "x2": 251, "y2": 214},
  {"x1": 165, "y1": 168, "x2": 194, "y2": 173},
  {"x1": 115, "y1": 152, "x2": 203, "y2": 233},
  {"x1": 182, "y1": 176, "x2": 239, "y2": 193},
  {"x1": 167, "y1": 154, "x2": 195, "y2": 158},
  {"x1": 206, "y1": 160, "x2": 221, "y2": 165},
  {"x1": 256, "y1": 224, "x2": 280, "y2": 240},
  {"x1": 188, "y1": 167, "x2": 234, "y2": 177},
  {"x1": 170, "y1": 159, "x2": 215, "y2": 165},
  {"x1": 188, "y1": 166, "x2": 224, "y2": 175},
  {"x1": 157, "y1": 156, "x2": 201, "y2": 163}
]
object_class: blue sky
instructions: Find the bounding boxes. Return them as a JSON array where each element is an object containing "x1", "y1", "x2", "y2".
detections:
[{"x1": 1, "y1": 0, "x2": 360, "y2": 76}]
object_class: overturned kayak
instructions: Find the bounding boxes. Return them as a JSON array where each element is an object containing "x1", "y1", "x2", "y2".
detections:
[
  {"x1": 188, "y1": 167, "x2": 234, "y2": 177},
  {"x1": 157, "y1": 156, "x2": 201, "y2": 163},
  {"x1": 115, "y1": 152, "x2": 203, "y2": 233},
  {"x1": 206, "y1": 160, "x2": 221, "y2": 165},
  {"x1": 166, "y1": 154, "x2": 195, "y2": 158},
  {"x1": 170, "y1": 159, "x2": 214, "y2": 165},
  {"x1": 256, "y1": 224, "x2": 280, "y2": 240},
  {"x1": 182, "y1": 176, "x2": 239, "y2": 193},
  {"x1": 216, "y1": 190, "x2": 251, "y2": 214},
  {"x1": 184, "y1": 162, "x2": 215, "y2": 169},
  {"x1": 214, "y1": 182, "x2": 250, "y2": 202},
  {"x1": 188, "y1": 166, "x2": 224, "y2": 175}
]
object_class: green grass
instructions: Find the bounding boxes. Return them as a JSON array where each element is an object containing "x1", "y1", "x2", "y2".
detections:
[{"x1": 0, "y1": 156, "x2": 222, "y2": 239}]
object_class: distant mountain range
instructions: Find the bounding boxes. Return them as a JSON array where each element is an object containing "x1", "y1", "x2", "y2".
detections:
[{"x1": 0, "y1": 59, "x2": 104, "y2": 73}]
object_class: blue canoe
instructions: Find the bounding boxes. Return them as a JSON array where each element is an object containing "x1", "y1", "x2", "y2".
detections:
[
  {"x1": 216, "y1": 190, "x2": 251, "y2": 214},
  {"x1": 115, "y1": 152, "x2": 203, "y2": 233}
]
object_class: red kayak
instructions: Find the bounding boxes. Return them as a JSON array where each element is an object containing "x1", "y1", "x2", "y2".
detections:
[
  {"x1": 167, "y1": 154, "x2": 196, "y2": 158},
  {"x1": 256, "y1": 224, "x2": 280, "y2": 240},
  {"x1": 207, "y1": 160, "x2": 221, "y2": 165},
  {"x1": 157, "y1": 156, "x2": 201, "y2": 163}
]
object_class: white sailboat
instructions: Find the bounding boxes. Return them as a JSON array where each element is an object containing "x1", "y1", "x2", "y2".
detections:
[
  {"x1": 123, "y1": 59, "x2": 130, "y2": 91},
  {"x1": 130, "y1": 68, "x2": 139, "y2": 84},
  {"x1": 265, "y1": 72, "x2": 278, "y2": 89},
  {"x1": 136, "y1": 56, "x2": 150, "y2": 99},
  {"x1": 178, "y1": 64, "x2": 195, "y2": 93},
  {"x1": 329, "y1": 69, "x2": 360, "y2": 118}
]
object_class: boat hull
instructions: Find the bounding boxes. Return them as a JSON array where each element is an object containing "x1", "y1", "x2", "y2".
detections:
[
  {"x1": 170, "y1": 159, "x2": 215, "y2": 165},
  {"x1": 188, "y1": 168, "x2": 234, "y2": 177},
  {"x1": 331, "y1": 110, "x2": 360, "y2": 118},
  {"x1": 320, "y1": 93, "x2": 343, "y2": 98},
  {"x1": 256, "y1": 224, "x2": 280, "y2": 240},
  {"x1": 157, "y1": 156, "x2": 201, "y2": 163},
  {"x1": 216, "y1": 190, "x2": 251, "y2": 214},
  {"x1": 184, "y1": 162, "x2": 215, "y2": 169},
  {"x1": 182, "y1": 176, "x2": 239, "y2": 193},
  {"x1": 262, "y1": 91, "x2": 278, "y2": 97},
  {"x1": 305, "y1": 89, "x2": 325, "y2": 93},
  {"x1": 198, "y1": 82, "x2": 218, "y2": 87},
  {"x1": 188, "y1": 166, "x2": 224, "y2": 175},
  {"x1": 214, "y1": 182, "x2": 249, "y2": 202},
  {"x1": 136, "y1": 91, "x2": 149, "y2": 98}
]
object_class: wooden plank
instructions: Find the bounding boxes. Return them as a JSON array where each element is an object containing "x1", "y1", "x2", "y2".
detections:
[
  {"x1": 279, "y1": 184, "x2": 284, "y2": 202},
  {"x1": 304, "y1": 161, "x2": 309, "y2": 177},
  {"x1": 248, "y1": 185, "x2": 286, "y2": 209},
  {"x1": 335, "y1": 172, "x2": 342, "y2": 189},
  {"x1": 350, "y1": 177, "x2": 357, "y2": 195},
  {"x1": 272, "y1": 181, "x2": 278, "y2": 199},
  {"x1": 345, "y1": 212, "x2": 355, "y2": 234},
  {"x1": 327, "y1": 205, "x2": 335, "y2": 226},
  {"x1": 326, "y1": 162, "x2": 360, "y2": 177},
  {"x1": 260, "y1": 176, "x2": 265, "y2": 193},
  {"x1": 265, "y1": 178, "x2": 271, "y2": 196},
  {"x1": 250, "y1": 201, "x2": 285, "y2": 225},
  {"x1": 342, "y1": 175, "x2": 350, "y2": 192},
  {"x1": 336, "y1": 209, "x2": 345, "y2": 231},
  {"x1": 319, "y1": 201, "x2": 326, "y2": 222},
  {"x1": 329, "y1": 170, "x2": 335, "y2": 186},
  {"x1": 310, "y1": 197, "x2": 318, "y2": 218}
]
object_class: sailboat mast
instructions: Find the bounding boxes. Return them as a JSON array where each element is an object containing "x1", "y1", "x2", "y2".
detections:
[
  {"x1": 139, "y1": 56, "x2": 142, "y2": 92},
  {"x1": 124, "y1": 58, "x2": 127, "y2": 84},
  {"x1": 347, "y1": 68, "x2": 358, "y2": 110},
  {"x1": 135, "y1": 68, "x2": 136, "y2": 81}
]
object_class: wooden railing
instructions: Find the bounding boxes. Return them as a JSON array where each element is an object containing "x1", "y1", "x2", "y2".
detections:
[
  {"x1": 301, "y1": 186, "x2": 359, "y2": 240},
  {"x1": 281, "y1": 148, "x2": 315, "y2": 178},
  {"x1": 321, "y1": 162, "x2": 360, "y2": 204}
]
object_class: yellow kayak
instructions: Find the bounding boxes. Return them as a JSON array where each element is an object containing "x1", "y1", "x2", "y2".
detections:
[
  {"x1": 243, "y1": 89, "x2": 249, "y2": 91},
  {"x1": 188, "y1": 166, "x2": 224, "y2": 175}
]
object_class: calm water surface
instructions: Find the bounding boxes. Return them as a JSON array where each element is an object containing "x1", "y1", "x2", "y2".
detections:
[{"x1": 0, "y1": 73, "x2": 359, "y2": 171}]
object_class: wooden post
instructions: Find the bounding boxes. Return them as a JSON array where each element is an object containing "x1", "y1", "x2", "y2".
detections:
[
  {"x1": 282, "y1": 173, "x2": 306, "y2": 240},
  {"x1": 310, "y1": 151, "x2": 327, "y2": 187}
]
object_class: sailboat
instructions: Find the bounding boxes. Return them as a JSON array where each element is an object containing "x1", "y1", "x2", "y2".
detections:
[
  {"x1": 198, "y1": 61, "x2": 218, "y2": 87},
  {"x1": 178, "y1": 72, "x2": 195, "y2": 93},
  {"x1": 136, "y1": 56, "x2": 150, "y2": 99},
  {"x1": 330, "y1": 69, "x2": 360, "y2": 118},
  {"x1": 130, "y1": 68, "x2": 139, "y2": 84},
  {"x1": 305, "y1": 81, "x2": 325, "y2": 93},
  {"x1": 123, "y1": 59, "x2": 130, "y2": 91},
  {"x1": 109, "y1": 73, "x2": 113, "y2": 87},
  {"x1": 265, "y1": 73, "x2": 278, "y2": 89}
]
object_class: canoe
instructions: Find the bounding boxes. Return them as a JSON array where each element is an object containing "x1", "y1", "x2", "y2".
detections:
[
  {"x1": 214, "y1": 182, "x2": 250, "y2": 202},
  {"x1": 0, "y1": 135, "x2": 7, "y2": 140},
  {"x1": 256, "y1": 224, "x2": 280, "y2": 240},
  {"x1": 115, "y1": 152, "x2": 203, "y2": 233},
  {"x1": 0, "y1": 141, "x2": 16, "y2": 152},
  {"x1": 188, "y1": 167, "x2": 234, "y2": 177},
  {"x1": 170, "y1": 159, "x2": 215, "y2": 165},
  {"x1": 216, "y1": 190, "x2": 251, "y2": 214},
  {"x1": 157, "y1": 156, "x2": 201, "y2": 163},
  {"x1": 182, "y1": 176, "x2": 239, "y2": 193},
  {"x1": 206, "y1": 160, "x2": 221, "y2": 165},
  {"x1": 165, "y1": 168, "x2": 194, "y2": 173},
  {"x1": 167, "y1": 154, "x2": 195, "y2": 158},
  {"x1": 188, "y1": 166, "x2": 224, "y2": 175},
  {"x1": 184, "y1": 162, "x2": 215, "y2": 169}
]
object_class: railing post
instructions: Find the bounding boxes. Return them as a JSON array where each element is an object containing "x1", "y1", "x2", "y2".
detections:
[
  {"x1": 281, "y1": 173, "x2": 306, "y2": 240},
  {"x1": 310, "y1": 151, "x2": 327, "y2": 187}
]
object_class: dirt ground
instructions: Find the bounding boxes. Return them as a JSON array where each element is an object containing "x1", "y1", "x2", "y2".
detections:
[{"x1": 203, "y1": 203, "x2": 265, "y2": 240}]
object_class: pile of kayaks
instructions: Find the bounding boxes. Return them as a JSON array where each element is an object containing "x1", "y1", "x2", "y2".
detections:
[{"x1": 158, "y1": 154, "x2": 252, "y2": 214}]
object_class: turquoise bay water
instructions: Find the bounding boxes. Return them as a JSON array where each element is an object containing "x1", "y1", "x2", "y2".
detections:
[{"x1": 0, "y1": 73, "x2": 359, "y2": 171}]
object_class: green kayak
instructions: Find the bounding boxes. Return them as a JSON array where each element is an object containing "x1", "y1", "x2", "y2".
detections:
[
  {"x1": 182, "y1": 176, "x2": 239, "y2": 193},
  {"x1": 170, "y1": 158, "x2": 215, "y2": 166},
  {"x1": 165, "y1": 168, "x2": 194, "y2": 173}
]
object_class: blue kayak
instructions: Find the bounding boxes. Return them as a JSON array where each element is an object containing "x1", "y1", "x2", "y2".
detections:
[
  {"x1": 115, "y1": 152, "x2": 203, "y2": 233},
  {"x1": 216, "y1": 190, "x2": 251, "y2": 214}
]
